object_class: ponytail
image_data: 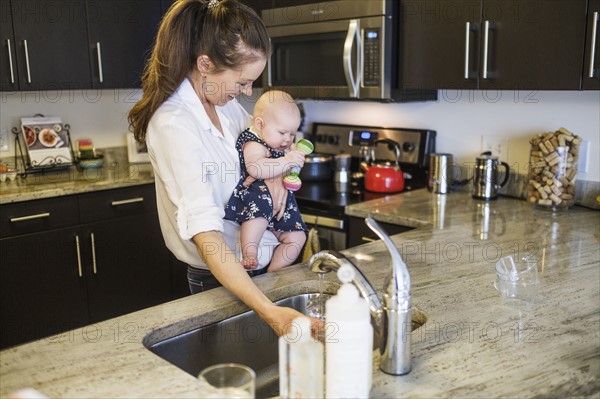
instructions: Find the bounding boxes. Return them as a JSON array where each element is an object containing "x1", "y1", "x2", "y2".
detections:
[{"x1": 128, "y1": 0, "x2": 270, "y2": 142}]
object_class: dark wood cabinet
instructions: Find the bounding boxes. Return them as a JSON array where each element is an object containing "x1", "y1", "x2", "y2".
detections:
[
  {"x1": 400, "y1": 0, "x2": 588, "y2": 90},
  {"x1": 9, "y1": 0, "x2": 92, "y2": 90},
  {"x1": 583, "y1": 0, "x2": 600, "y2": 90},
  {"x1": 0, "y1": 184, "x2": 177, "y2": 349},
  {"x1": 0, "y1": 1, "x2": 19, "y2": 91},
  {"x1": 86, "y1": 0, "x2": 162, "y2": 88},
  {"x1": 347, "y1": 216, "x2": 413, "y2": 248},
  {"x1": 0, "y1": 227, "x2": 90, "y2": 349}
]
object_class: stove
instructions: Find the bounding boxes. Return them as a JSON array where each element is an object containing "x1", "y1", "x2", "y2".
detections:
[{"x1": 295, "y1": 123, "x2": 436, "y2": 250}]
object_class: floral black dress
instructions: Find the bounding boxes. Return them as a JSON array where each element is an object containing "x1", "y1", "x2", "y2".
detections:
[{"x1": 224, "y1": 129, "x2": 307, "y2": 233}]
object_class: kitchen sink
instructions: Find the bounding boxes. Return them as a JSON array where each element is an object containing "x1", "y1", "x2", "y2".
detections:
[{"x1": 145, "y1": 293, "x2": 426, "y2": 399}]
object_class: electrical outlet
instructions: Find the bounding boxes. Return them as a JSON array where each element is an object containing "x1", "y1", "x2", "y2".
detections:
[
  {"x1": 481, "y1": 135, "x2": 508, "y2": 161},
  {"x1": 578, "y1": 140, "x2": 589, "y2": 173},
  {"x1": 0, "y1": 128, "x2": 9, "y2": 152}
]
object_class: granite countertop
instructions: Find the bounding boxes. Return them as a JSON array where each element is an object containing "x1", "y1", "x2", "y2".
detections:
[
  {"x1": 1, "y1": 190, "x2": 598, "y2": 398},
  {"x1": 0, "y1": 148, "x2": 155, "y2": 204}
]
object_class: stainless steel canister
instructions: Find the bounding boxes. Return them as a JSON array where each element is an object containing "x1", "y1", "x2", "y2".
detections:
[
  {"x1": 428, "y1": 153, "x2": 454, "y2": 194},
  {"x1": 333, "y1": 154, "x2": 352, "y2": 193}
]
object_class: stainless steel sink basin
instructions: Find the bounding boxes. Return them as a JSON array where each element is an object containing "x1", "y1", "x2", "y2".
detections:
[{"x1": 145, "y1": 293, "x2": 426, "y2": 399}]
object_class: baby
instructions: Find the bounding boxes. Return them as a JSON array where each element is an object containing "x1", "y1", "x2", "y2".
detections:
[{"x1": 225, "y1": 90, "x2": 307, "y2": 272}]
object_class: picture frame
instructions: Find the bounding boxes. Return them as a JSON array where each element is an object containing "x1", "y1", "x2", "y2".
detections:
[{"x1": 126, "y1": 132, "x2": 150, "y2": 163}]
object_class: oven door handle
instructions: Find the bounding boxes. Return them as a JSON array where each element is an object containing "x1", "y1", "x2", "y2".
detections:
[
  {"x1": 343, "y1": 19, "x2": 361, "y2": 98},
  {"x1": 301, "y1": 213, "x2": 345, "y2": 230}
]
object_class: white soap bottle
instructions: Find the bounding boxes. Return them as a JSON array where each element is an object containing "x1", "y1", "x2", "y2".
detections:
[
  {"x1": 279, "y1": 316, "x2": 324, "y2": 399},
  {"x1": 325, "y1": 265, "x2": 373, "y2": 399}
]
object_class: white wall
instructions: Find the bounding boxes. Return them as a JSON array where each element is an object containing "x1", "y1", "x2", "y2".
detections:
[{"x1": 1, "y1": 89, "x2": 598, "y2": 181}]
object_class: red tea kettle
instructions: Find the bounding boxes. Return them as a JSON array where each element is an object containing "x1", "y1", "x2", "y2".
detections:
[{"x1": 361, "y1": 139, "x2": 405, "y2": 193}]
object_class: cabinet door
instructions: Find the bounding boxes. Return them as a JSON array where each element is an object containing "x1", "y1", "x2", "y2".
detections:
[
  {"x1": 0, "y1": 2, "x2": 19, "y2": 91},
  {"x1": 400, "y1": 0, "x2": 481, "y2": 90},
  {"x1": 10, "y1": 0, "x2": 92, "y2": 90},
  {"x1": 0, "y1": 228, "x2": 89, "y2": 349},
  {"x1": 82, "y1": 213, "x2": 171, "y2": 323},
  {"x1": 479, "y1": 0, "x2": 586, "y2": 90},
  {"x1": 583, "y1": 0, "x2": 600, "y2": 90},
  {"x1": 87, "y1": 0, "x2": 162, "y2": 88}
]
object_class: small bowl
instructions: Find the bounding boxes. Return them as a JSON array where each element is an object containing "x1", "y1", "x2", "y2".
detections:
[{"x1": 79, "y1": 157, "x2": 104, "y2": 169}]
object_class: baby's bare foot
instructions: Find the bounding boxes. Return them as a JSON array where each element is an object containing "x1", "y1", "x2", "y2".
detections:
[{"x1": 243, "y1": 257, "x2": 258, "y2": 269}]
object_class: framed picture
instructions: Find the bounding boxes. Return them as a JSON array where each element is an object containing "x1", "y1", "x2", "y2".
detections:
[
  {"x1": 126, "y1": 132, "x2": 150, "y2": 163},
  {"x1": 21, "y1": 116, "x2": 73, "y2": 168}
]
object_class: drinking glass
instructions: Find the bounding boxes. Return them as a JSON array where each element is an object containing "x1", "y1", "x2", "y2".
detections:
[{"x1": 494, "y1": 255, "x2": 539, "y2": 307}]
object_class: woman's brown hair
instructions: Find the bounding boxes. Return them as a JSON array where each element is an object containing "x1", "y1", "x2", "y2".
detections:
[{"x1": 128, "y1": 0, "x2": 270, "y2": 142}]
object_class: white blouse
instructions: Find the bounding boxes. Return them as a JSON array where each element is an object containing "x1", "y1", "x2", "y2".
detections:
[{"x1": 146, "y1": 78, "x2": 277, "y2": 268}]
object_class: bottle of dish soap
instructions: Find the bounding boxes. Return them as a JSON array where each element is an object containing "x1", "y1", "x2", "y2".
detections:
[
  {"x1": 279, "y1": 316, "x2": 324, "y2": 398},
  {"x1": 325, "y1": 265, "x2": 373, "y2": 399}
]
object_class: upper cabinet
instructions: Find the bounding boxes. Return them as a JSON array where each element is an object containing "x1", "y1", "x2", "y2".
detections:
[
  {"x1": 86, "y1": 0, "x2": 161, "y2": 88},
  {"x1": 400, "y1": 0, "x2": 589, "y2": 90},
  {"x1": 583, "y1": 0, "x2": 600, "y2": 90},
  {"x1": 8, "y1": 0, "x2": 92, "y2": 91},
  {"x1": 1, "y1": 0, "x2": 162, "y2": 91}
]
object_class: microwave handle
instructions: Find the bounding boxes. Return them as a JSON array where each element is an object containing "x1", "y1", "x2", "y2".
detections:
[{"x1": 343, "y1": 19, "x2": 361, "y2": 98}]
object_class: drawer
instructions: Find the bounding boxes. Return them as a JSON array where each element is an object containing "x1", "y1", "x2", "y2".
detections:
[
  {"x1": 79, "y1": 184, "x2": 157, "y2": 223},
  {"x1": 0, "y1": 196, "x2": 79, "y2": 238}
]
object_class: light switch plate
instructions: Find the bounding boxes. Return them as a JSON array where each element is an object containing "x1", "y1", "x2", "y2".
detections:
[
  {"x1": 578, "y1": 140, "x2": 589, "y2": 173},
  {"x1": 0, "y1": 128, "x2": 9, "y2": 152}
]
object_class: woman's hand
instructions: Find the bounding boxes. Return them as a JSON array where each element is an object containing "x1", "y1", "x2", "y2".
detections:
[
  {"x1": 263, "y1": 177, "x2": 288, "y2": 220},
  {"x1": 261, "y1": 305, "x2": 325, "y2": 338}
]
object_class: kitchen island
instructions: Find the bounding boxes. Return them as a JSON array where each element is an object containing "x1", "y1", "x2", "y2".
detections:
[{"x1": 1, "y1": 189, "x2": 598, "y2": 398}]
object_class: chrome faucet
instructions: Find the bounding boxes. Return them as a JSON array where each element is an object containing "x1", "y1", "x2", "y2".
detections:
[{"x1": 308, "y1": 217, "x2": 412, "y2": 375}]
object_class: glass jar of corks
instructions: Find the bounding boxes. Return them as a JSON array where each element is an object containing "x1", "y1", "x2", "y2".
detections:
[{"x1": 528, "y1": 127, "x2": 580, "y2": 210}]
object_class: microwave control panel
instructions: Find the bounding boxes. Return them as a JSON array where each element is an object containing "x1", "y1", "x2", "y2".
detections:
[{"x1": 363, "y1": 29, "x2": 381, "y2": 87}]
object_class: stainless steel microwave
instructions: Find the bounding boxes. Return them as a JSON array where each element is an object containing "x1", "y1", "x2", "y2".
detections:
[{"x1": 261, "y1": 1, "x2": 435, "y2": 101}]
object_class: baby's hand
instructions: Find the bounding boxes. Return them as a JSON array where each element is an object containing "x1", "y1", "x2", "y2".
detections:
[{"x1": 284, "y1": 145, "x2": 306, "y2": 170}]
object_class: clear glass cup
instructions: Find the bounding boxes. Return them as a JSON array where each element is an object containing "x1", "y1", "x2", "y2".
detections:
[
  {"x1": 198, "y1": 363, "x2": 255, "y2": 399},
  {"x1": 494, "y1": 255, "x2": 539, "y2": 308}
]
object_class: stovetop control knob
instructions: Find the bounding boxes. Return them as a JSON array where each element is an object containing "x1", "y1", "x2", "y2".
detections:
[
  {"x1": 403, "y1": 142, "x2": 416, "y2": 152},
  {"x1": 327, "y1": 135, "x2": 340, "y2": 145}
]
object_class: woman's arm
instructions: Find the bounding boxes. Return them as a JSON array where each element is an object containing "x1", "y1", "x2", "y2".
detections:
[
  {"x1": 244, "y1": 142, "x2": 305, "y2": 180},
  {"x1": 193, "y1": 231, "x2": 306, "y2": 336}
]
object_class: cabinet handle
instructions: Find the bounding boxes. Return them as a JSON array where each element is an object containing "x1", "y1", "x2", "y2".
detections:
[
  {"x1": 590, "y1": 12, "x2": 599, "y2": 78},
  {"x1": 75, "y1": 235, "x2": 83, "y2": 278},
  {"x1": 464, "y1": 22, "x2": 471, "y2": 79},
  {"x1": 90, "y1": 233, "x2": 97, "y2": 274},
  {"x1": 96, "y1": 42, "x2": 104, "y2": 83},
  {"x1": 361, "y1": 236, "x2": 377, "y2": 243},
  {"x1": 6, "y1": 39, "x2": 15, "y2": 84},
  {"x1": 482, "y1": 20, "x2": 490, "y2": 79},
  {"x1": 10, "y1": 212, "x2": 50, "y2": 222},
  {"x1": 111, "y1": 197, "x2": 144, "y2": 206},
  {"x1": 23, "y1": 39, "x2": 32, "y2": 83}
]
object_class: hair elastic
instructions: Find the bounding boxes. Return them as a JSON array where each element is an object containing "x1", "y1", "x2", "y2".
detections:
[{"x1": 208, "y1": 0, "x2": 219, "y2": 9}]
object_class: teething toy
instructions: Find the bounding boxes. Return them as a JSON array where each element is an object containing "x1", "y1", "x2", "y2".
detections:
[{"x1": 283, "y1": 139, "x2": 314, "y2": 192}]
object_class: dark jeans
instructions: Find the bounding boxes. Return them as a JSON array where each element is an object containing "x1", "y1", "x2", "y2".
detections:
[{"x1": 187, "y1": 266, "x2": 268, "y2": 294}]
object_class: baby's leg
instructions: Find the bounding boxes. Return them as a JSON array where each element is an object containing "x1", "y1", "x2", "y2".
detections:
[
  {"x1": 267, "y1": 231, "x2": 307, "y2": 272},
  {"x1": 240, "y1": 218, "x2": 269, "y2": 269}
]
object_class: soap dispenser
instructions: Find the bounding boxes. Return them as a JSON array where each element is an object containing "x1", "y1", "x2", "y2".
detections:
[
  {"x1": 279, "y1": 316, "x2": 324, "y2": 399},
  {"x1": 325, "y1": 265, "x2": 373, "y2": 399}
]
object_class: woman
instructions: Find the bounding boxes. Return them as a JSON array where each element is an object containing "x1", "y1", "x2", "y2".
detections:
[{"x1": 128, "y1": 0, "x2": 307, "y2": 336}]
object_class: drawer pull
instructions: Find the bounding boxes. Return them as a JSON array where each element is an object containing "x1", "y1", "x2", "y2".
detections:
[
  {"x1": 111, "y1": 197, "x2": 144, "y2": 206},
  {"x1": 75, "y1": 235, "x2": 83, "y2": 278},
  {"x1": 301, "y1": 213, "x2": 344, "y2": 230},
  {"x1": 10, "y1": 212, "x2": 50, "y2": 222},
  {"x1": 361, "y1": 236, "x2": 377, "y2": 243},
  {"x1": 91, "y1": 233, "x2": 97, "y2": 274}
]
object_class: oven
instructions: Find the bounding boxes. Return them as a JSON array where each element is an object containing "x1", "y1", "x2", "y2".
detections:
[{"x1": 295, "y1": 123, "x2": 436, "y2": 251}]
